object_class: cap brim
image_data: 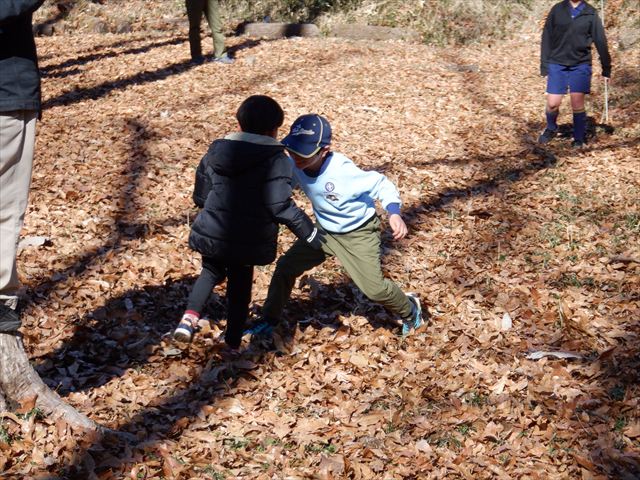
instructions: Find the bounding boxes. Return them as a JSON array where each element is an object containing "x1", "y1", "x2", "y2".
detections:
[{"x1": 281, "y1": 136, "x2": 321, "y2": 158}]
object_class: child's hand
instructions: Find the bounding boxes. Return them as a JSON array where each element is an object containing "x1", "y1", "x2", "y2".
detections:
[{"x1": 389, "y1": 214, "x2": 407, "y2": 240}]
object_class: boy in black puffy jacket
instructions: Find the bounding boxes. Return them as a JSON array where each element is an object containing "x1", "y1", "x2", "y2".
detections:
[{"x1": 174, "y1": 95, "x2": 320, "y2": 350}]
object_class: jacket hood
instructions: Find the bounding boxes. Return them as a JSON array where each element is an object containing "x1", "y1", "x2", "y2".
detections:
[{"x1": 211, "y1": 132, "x2": 285, "y2": 177}]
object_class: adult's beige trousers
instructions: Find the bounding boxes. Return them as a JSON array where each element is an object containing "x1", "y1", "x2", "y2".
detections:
[{"x1": 0, "y1": 110, "x2": 36, "y2": 309}]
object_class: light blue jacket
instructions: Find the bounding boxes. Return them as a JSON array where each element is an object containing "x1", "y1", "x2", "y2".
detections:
[{"x1": 292, "y1": 152, "x2": 401, "y2": 233}]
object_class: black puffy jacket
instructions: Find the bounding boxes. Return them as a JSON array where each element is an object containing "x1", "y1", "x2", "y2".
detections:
[
  {"x1": 0, "y1": 0, "x2": 44, "y2": 113},
  {"x1": 189, "y1": 132, "x2": 316, "y2": 265}
]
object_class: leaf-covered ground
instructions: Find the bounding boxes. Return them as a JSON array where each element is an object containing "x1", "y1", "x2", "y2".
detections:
[{"x1": 2, "y1": 15, "x2": 639, "y2": 480}]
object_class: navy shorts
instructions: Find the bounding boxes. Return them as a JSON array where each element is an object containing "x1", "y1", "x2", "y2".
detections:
[{"x1": 546, "y1": 63, "x2": 592, "y2": 94}]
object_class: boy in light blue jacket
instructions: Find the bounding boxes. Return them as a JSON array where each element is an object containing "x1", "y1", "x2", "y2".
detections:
[{"x1": 255, "y1": 114, "x2": 425, "y2": 338}]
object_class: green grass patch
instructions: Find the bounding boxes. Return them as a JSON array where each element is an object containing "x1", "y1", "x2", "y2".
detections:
[
  {"x1": 17, "y1": 407, "x2": 45, "y2": 421},
  {"x1": 223, "y1": 437, "x2": 250, "y2": 450},
  {"x1": 383, "y1": 420, "x2": 400, "y2": 434},
  {"x1": 201, "y1": 467, "x2": 227, "y2": 480},
  {"x1": 625, "y1": 213, "x2": 640, "y2": 232},
  {"x1": 305, "y1": 441, "x2": 338, "y2": 455},
  {"x1": 0, "y1": 425, "x2": 13, "y2": 444},
  {"x1": 614, "y1": 416, "x2": 627, "y2": 432},
  {"x1": 432, "y1": 433, "x2": 463, "y2": 450},
  {"x1": 456, "y1": 423, "x2": 475, "y2": 436},
  {"x1": 539, "y1": 223, "x2": 564, "y2": 248},
  {"x1": 551, "y1": 272, "x2": 595, "y2": 289},
  {"x1": 465, "y1": 391, "x2": 488, "y2": 407}
]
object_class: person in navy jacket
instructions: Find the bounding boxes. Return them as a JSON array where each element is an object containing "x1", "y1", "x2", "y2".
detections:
[{"x1": 538, "y1": 0, "x2": 611, "y2": 148}]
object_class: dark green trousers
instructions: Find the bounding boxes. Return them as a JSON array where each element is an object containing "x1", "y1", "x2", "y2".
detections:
[
  {"x1": 263, "y1": 216, "x2": 412, "y2": 321},
  {"x1": 186, "y1": 0, "x2": 225, "y2": 59}
]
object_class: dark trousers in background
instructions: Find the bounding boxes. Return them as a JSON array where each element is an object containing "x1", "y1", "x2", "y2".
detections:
[
  {"x1": 185, "y1": 0, "x2": 225, "y2": 59},
  {"x1": 187, "y1": 256, "x2": 253, "y2": 348}
]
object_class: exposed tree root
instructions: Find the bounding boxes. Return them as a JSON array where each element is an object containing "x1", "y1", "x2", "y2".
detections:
[{"x1": 0, "y1": 333, "x2": 95, "y2": 430}]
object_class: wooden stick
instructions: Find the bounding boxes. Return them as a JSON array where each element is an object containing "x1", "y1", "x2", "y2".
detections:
[{"x1": 601, "y1": 0, "x2": 610, "y2": 124}]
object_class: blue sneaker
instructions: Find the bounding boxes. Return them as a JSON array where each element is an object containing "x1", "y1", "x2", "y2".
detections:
[
  {"x1": 402, "y1": 293, "x2": 424, "y2": 337},
  {"x1": 212, "y1": 53, "x2": 234, "y2": 64},
  {"x1": 243, "y1": 320, "x2": 273, "y2": 337}
]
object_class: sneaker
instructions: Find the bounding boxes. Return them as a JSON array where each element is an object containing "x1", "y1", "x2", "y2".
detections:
[
  {"x1": 571, "y1": 140, "x2": 586, "y2": 149},
  {"x1": 190, "y1": 55, "x2": 205, "y2": 65},
  {"x1": 402, "y1": 293, "x2": 424, "y2": 338},
  {"x1": 537, "y1": 128, "x2": 557, "y2": 144},
  {"x1": 243, "y1": 320, "x2": 273, "y2": 337},
  {"x1": 212, "y1": 53, "x2": 234, "y2": 64},
  {"x1": 173, "y1": 312, "x2": 199, "y2": 343}
]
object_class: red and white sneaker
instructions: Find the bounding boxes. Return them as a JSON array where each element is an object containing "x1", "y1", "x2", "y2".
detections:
[{"x1": 173, "y1": 312, "x2": 199, "y2": 343}]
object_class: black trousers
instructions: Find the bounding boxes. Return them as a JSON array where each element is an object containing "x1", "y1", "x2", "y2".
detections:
[{"x1": 186, "y1": 256, "x2": 253, "y2": 348}]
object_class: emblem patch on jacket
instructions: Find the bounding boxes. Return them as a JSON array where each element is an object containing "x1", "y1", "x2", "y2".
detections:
[{"x1": 324, "y1": 181, "x2": 340, "y2": 202}]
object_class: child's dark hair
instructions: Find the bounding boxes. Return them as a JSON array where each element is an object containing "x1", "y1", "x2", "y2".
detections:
[{"x1": 236, "y1": 95, "x2": 284, "y2": 134}]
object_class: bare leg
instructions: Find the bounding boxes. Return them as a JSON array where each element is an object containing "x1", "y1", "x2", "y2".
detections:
[
  {"x1": 569, "y1": 92, "x2": 585, "y2": 111},
  {"x1": 546, "y1": 93, "x2": 563, "y2": 118},
  {"x1": 539, "y1": 93, "x2": 563, "y2": 143}
]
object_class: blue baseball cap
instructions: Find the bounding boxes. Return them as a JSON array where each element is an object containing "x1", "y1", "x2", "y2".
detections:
[{"x1": 281, "y1": 114, "x2": 332, "y2": 158}]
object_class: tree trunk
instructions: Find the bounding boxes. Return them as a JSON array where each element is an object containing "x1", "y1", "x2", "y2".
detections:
[{"x1": 0, "y1": 333, "x2": 95, "y2": 430}]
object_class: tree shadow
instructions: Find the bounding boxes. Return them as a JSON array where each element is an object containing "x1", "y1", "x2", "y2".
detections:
[
  {"x1": 406, "y1": 144, "x2": 557, "y2": 218},
  {"x1": 25, "y1": 45, "x2": 358, "y2": 316},
  {"x1": 24, "y1": 117, "x2": 185, "y2": 312},
  {"x1": 38, "y1": 34, "x2": 164, "y2": 62},
  {"x1": 41, "y1": 37, "x2": 277, "y2": 109},
  {"x1": 438, "y1": 50, "x2": 622, "y2": 161},
  {"x1": 226, "y1": 38, "x2": 264, "y2": 56},
  {"x1": 49, "y1": 286, "x2": 277, "y2": 478},
  {"x1": 42, "y1": 58, "x2": 200, "y2": 109},
  {"x1": 34, "y1": 277, "x2": 194, "y2": 394},
  {"x1": 41, "y1": 36, "x2": 188, "y2": 78},
  {"x1": 592, "y1": 344, "x2": 640, "y2": 478},
  {"x1": 34, "y1": 264, "x2": 403, "y2": 396},
  {"x1": 27, "y1": 269, "x2": 407, "y2": 478}
]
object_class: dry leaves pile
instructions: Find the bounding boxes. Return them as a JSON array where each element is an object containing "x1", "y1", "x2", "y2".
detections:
[{"x1": 1, "y1": 13, "x2": 638, "y2": 480}]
